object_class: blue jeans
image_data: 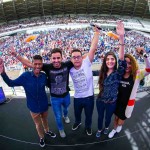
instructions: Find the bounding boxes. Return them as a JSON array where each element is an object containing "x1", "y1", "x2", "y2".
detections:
[
  {"x1": 96, "y1": 100, "x2": 116, "y2": 130},
  {"x1": 51, "y1": 93, "x2": 70, "y2": 130},
  {"x1": 74, "y1": 95, "x2": 94, "y2": 129}
]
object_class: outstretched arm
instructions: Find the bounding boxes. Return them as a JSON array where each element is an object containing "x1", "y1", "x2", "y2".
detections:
[
  {"x1": 136, "y1": 47, "x2": 150, "y2": 68},
  {"x1": 11, "y1": 46, "x2": 34, "y2": 68},
  {"x1": 0, "y1": 58, "x2": 5, "y2": 74},
  {"x1": 116, "y1": 21, "x2": 125, "y2": 60},
  {"x1": 0, "y1": 58, "x2": 23, "y2": 87},
  {"x1": 88, "y1": 26, "x2": 100, "y2": 63},
  {"x1": 125, "y1": 47, "x2": 150, "y2": 119}
]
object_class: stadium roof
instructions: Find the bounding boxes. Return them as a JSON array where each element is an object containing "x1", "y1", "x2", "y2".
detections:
[{"x1": 0, "y1": 0, "x2": 149, "y2": 24}]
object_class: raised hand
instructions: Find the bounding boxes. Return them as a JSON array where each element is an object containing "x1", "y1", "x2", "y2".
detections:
[
  {"x1": 116, "y1": 20, "x2": 125, "y2": 36},
  {"x1": 117, "y1": 20, "x2": 125, "y2": 60},
  {"x1": 0, "y1": 58, "x2": 5, "y2": 74},
  {"x1": 136, "y1": 47, "x2": 145, "y2": 55},
  {"x1": 10, "y1": 45, "x2": 17, "y2": 57}
]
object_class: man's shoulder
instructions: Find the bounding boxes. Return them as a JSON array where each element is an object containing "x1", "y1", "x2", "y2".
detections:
[
  {"x1": 43, "y1": 63, "x2": 53, "y2": 67},
  {"x1": 43, "y1": 63, "x2": 53, "y2": 70},
  {"x1": 23, "y1": 71, "x2": 34, "y2": 75},
  {"x1": 63, "y1": 60, "x2": 72, "y2": 65},
  {"x1": 22, "y1": 71, "x2": 30, "y2": 75},
  {"x1": 63, "y1": 60, "x2": 73, "y2": 69},
  {"x1": 40, "y1": 71, "x2": 47, "y2": 75},
  {"x1": 18, "y1": 71, "x2": 31, "y2": 78}
]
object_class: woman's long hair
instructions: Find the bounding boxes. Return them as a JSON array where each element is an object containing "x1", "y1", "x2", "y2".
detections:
[
  {"x1": 98, "y1": 51, "x2": 117, "y2": 97},
  {"x1": 124, "y1": 54, "x2": 139, "y2": 81}
]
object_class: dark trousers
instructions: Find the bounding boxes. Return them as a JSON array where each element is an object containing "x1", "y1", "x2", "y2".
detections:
[
  {"x1": 96, "y1": 100, "x2": 116, "y2": 130},
  {"x1": 74, "y1": 95, "x2": 94, "y2": 129}
]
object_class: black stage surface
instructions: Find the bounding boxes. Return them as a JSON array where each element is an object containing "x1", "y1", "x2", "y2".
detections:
[{"x1": 0, "y1": 93, "x2": 150, "y2": 150}]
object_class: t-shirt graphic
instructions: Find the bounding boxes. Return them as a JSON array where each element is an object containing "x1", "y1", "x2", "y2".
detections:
[
  {"x1": 71, "y1": 69, "x2": 88, "y2": 93},
  {"x1": 120, "y1": 81, "x2": 130, "y2": 87},
  {"x1": 50, "y1": 68, "x2": 67, "y2": 95}
]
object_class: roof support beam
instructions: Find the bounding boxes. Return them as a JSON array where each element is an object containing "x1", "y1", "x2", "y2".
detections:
[
  {"x1": 62, "y1": 0, "x2": 65, "y2": 16},
  {"x1": 121, "y1": 0, "x2": 126, "y2": 15},
  {"x1": 24, "y1": 0, "x2": 29, "y2": 19},
  {"x1": 12, "y1": 0, "x2": 18, "y2": 21},
  {"x1": 74, "y1": 0, "x2": 77, "y2": 15},
  {"x1": 87, "y1": 0, "x2": 89, "y2": 15},
  {"x1": 98, "y1": 0, "x2": 102, "y2": 14},
  {"x1": 132, "y1": 0, "x2": 138, "y2": 17},
  {"x1": 0, "y1": 0, "x2": 7, "y2": 23},
  {"x1": 52, "y1": 0, "x2": 54, "y2": 16},
  {"x1": 110, "y1": 0, "x2": 114, "y2": 15},
  {"x1": 41, "y1": 0, "x2": 45, "y2": 20},
  {"x1": 37, "y1": 0, "x2": 41, "y2": 17},
  {"x1": 143, "y1": 2, "x2": 149, "y2": 18}
]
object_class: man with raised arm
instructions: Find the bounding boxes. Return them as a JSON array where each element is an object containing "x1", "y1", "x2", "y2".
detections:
[
  {"x1": 11, "y1": 48, "x2": 73, "y2": 138},
  {"x1": 69, "y1": 27, "x2": 100, "y2": 135},
  {"x1": 0, "y1": 55, "x2": 56, "y2": 148},
  {"x1": 10, "y1": 26, "x2": 100, "y2": 137}
]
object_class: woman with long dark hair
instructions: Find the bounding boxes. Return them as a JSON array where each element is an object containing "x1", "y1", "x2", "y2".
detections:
[{"x1": 96, "y1": 21, "x2": 126, "y2": 138}]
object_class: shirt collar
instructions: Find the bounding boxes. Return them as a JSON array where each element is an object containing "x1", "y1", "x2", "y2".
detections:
[{"x1": 31, "y1": 71, "x2": 42, "y2": 77}]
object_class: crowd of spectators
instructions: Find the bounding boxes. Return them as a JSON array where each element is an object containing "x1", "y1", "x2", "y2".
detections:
[
  {"x1": 0, "y1": 15, "x2": 147, "y2": 33},
  {"x1": 0, "y1": 26, "x2": 149, "y2": 71},
  {"x1": 0, "y1": 16, "x2": 150, "y2": 71}
]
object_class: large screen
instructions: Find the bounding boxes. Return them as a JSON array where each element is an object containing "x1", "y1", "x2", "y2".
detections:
[{"x1": 0, "y1": 87, "x2": 6, "y2": 104}]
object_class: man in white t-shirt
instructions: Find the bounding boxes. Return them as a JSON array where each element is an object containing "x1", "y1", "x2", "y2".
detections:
[{"x1": 70, "y1": 27, "x2": 100, "y2": 135}]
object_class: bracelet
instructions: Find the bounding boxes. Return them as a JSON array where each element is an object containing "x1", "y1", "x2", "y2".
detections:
[
  {"x1": 119, "y1": 43, "x2": 125, "y2": 46},
  {"x1": 143, "y1": 53, "x2": 148, "y2": 58}
]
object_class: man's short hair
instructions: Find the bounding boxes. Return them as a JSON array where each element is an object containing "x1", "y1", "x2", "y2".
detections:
[
  {"x1": 50, "y1": 48, "x2": 62, "y2": 57},
  {"x1": 33, "y1": 55, "x2": 42, "y2": 61},
  {"x1": 71, "y1": 49, "x2": 82, "y2": 56}
]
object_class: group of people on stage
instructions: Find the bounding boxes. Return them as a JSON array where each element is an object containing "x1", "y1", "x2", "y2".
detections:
[{"x1": 0, "y1": 21, "x2": 150, "y2": 148}]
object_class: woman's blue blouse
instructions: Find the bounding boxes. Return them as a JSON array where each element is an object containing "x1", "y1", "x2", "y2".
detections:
[{"x1": 97, "y1": 60, "x2": 127, "y2": 103}]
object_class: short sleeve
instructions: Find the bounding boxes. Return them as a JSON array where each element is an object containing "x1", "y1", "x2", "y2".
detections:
[
  {"x1": 42, "y1": 63, "x2": 51, "y2": 74},
  {"x1": 65, "y1": 60, "x2": 73, "y2": 70},
  {"x1": 84, "y1": 56, "x2": 92, "y2": 67}
]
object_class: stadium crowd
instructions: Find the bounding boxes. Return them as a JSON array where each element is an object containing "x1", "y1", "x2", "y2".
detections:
[
  {"x1": 0, "y1": 15, "x2": 146, "y2": 33},
  {"x1": 0, "y1": 16, "x2": 150, "y2": 71}
]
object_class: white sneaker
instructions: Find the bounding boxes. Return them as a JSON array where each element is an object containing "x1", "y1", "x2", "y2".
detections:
[
  {"x1": 116, "y1": 126, "x2": 122, "y2": 133},
  {"x1": 63, "y1": 116, "x2": 70, "y2": 124},
  {"x1": 108, "y1": 129, "x2": 116, "y2": 138},
  {"x1": 59, "y1": 130, "x2": 66, "y2": 138}
]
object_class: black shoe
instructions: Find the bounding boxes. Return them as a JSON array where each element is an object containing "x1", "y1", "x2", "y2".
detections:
[
  {"x1": 39, "y1": 138, "x2": 45, "y2": 147},
  {"x1": 72, "y1": 123, "x2": 81, "y2": 130},
  {"x1": 86, "y1": 128, "x2": 92, "y2": 136},
  {"x1": 45, "y1": 131, "x2": 56, "y2": 138},
  {"x1": 103, "y1": 128, "x2": 109, "y2": 135}
]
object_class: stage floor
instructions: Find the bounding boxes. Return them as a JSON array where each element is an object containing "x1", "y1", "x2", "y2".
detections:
[{"x1": 0, "y1": 93, "x2": 150, "y2": 150}]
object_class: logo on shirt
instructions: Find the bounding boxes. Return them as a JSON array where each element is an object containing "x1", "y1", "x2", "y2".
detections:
[
  {"x1": 71, "y1": 69, "x2": 88, "y2": 93},
  {"x1": 50, "y1": 68, "x2": 68, "y2": 95},
  {"x1": 120, "y1": 81, "x2": 130, "y2": 87}
]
